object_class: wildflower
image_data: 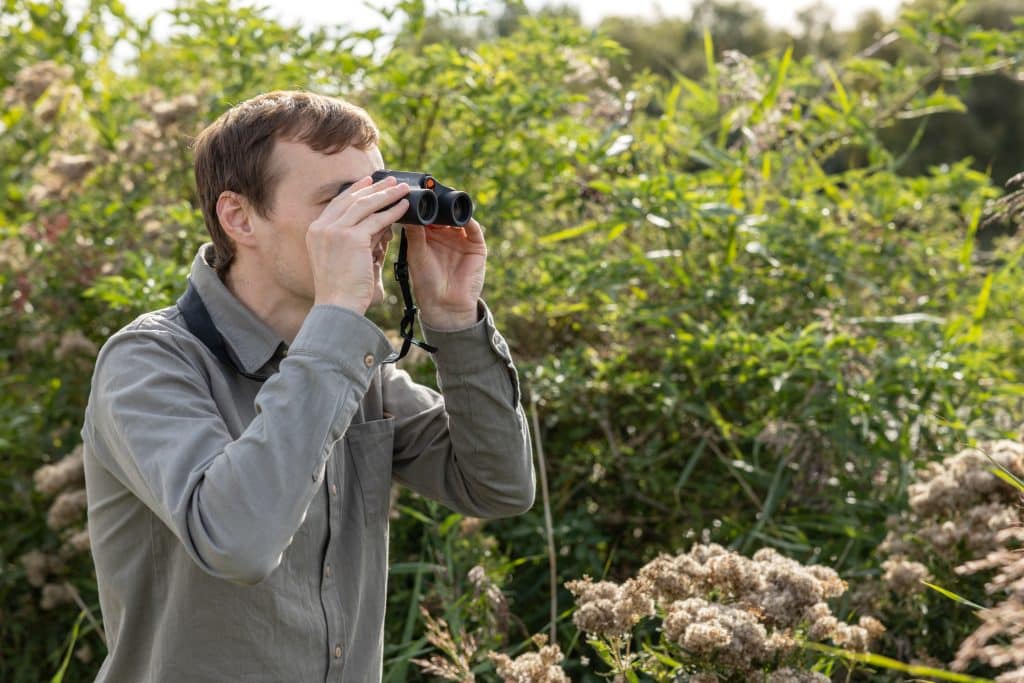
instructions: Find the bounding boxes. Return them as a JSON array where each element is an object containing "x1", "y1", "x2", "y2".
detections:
[
  {"x1": 47, "y1": 488, "x2": 88, "y2": 531},
  {"x1": 908, "y1": 441, "x2": 1024, "y2": 518},
  {"x1": 489, "y1": 634, "x2": 570, "y2": 683},
  {"x1": 460, "y1": 516, "x2": 484, "y2": 536},
  {"x1": 565, "y1": 576, "x2": 655, "y2": 638},
  {"x1": 40, "y1": 582, "x2": 75, "y2": 610},
  {"x1": 34, "y1": 445, "x2": 84, "y2": 496},
  {"x1": 48, "y1": 154, "x2": 95, "y2": 184},
  {"x1": 4, "y1": 61, "x2": 72, "y2": 106},
  {"x1": 75, "y1": 644, "x2": 93, "y2": 664},
  {"x1": 60, "y1": 527, "x2": 91, "y2": 559},
  {"x1": 880, "y1": 556, "x2": 930, "y2": 594},
  {"x1": 638, "y1": 553, "x2": 700, "y2": 603},
  {"x1": 662, "y1": 598, "x2": 771, "y2": 672},
  {"x1": 411, "y1": 608, "x2": 476, "y2": 683},
  {"x1": 832, "y1": 621, "x2": 872, "y2": 652},
  {"x1": 55, "y1": 330, "x2": 98, "y2": 361},
  {"x1": 953, "y1": 527, "x2": 1024, "y2": 679},
  {"x1": 149, "y1": 93, "x2": 199, "y2": 128},
  {"x1": 19, "y1": 550, "x2": 60, "y2": 587}
]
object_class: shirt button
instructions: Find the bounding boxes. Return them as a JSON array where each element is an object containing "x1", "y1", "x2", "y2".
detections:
[
  {"x1": 363, "y1": 353, "x2": 375, "y2": 367},
  {"x1": 330, "y1": 483, "x2": 338, "y2": 496},
  {"x1": 325, "y1": 564, "x2": 332, "y2": 578},
  {"x1": 334, "y1": 645, "x2": 342, "y2": 659}
]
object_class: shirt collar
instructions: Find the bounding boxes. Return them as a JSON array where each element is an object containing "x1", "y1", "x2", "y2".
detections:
[{"x1": 188, "y1": 243, "x2": 286, "y2": 374}]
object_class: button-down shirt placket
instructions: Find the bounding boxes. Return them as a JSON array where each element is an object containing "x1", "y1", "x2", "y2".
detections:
[{"x1": 322, "y1": 451, "x2": 347, "y2": 679}]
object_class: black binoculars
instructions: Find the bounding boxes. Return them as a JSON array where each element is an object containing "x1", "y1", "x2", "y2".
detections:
[{"x1": 340, "y1": 170, "x2": 474, "y2": 227}]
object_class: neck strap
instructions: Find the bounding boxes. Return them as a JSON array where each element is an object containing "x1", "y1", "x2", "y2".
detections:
[
  {"x1": 178, "y1": 232, "x2": 434, "y2": 375},
  {"x1": 177, "y1": 282, "x2": 268, "y2": 382},
  {"x1": 388, "y1": 227, "x2": 437, "y2": 363}
]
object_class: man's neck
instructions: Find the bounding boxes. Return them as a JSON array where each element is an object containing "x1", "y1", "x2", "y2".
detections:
[{"x1": 222, "y1": 262, "x2": 310, "y2": 346}]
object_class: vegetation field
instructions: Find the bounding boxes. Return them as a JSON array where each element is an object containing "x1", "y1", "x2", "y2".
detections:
[{"x1": 2, "y1": 0, "x2": 1024, "y2": 680}]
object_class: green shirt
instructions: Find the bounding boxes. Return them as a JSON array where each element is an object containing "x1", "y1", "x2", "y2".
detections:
[{"x1": 81, "y1": 244, "x2": 535, "y2": 682}]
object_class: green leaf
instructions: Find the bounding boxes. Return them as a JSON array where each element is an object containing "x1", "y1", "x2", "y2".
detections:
[
  {"x1": 803, "y1": 642, "x2": 995, "y2": 682},
  {"x1": 539, "y1": 221, "x2": 599, "y2": 244},
  {"x1": 989, "y1": 462, "x2": 1024, "y2": 494},
  {"x1": 824, "y1": 63, "x2": 850, "y2": 114},
  {"x1": 921, "y1": 581, "x2": 986, "y2": 610}
]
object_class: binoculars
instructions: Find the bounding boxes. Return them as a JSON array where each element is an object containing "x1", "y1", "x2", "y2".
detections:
[{"x1": 340, "y1": 170, "x2": 474, "y2": 227}]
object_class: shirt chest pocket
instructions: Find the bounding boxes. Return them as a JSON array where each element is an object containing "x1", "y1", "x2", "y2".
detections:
[{"x1": 344, "y1": 417, "x2": 395, "y2": 528}]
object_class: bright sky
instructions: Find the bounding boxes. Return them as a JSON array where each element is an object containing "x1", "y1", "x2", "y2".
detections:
[{"x1": 69, "y1": 0, "x2": 900, "y2": 33}]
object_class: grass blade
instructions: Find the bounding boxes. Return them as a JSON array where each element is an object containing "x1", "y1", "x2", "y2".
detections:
[
  {"x1": 921, "y1": 580, "x2": 986, "y2": 610},
  {"x1": 804, "y1": 641, "x2": 995, "y2": 682}
]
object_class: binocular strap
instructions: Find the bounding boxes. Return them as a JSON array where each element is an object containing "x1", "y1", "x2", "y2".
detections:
[
  {"x1": 387, "y1": 227, "x2": 438, "y2": 364},
  {"x1": 177, "y1": 282, "x2": 269, "y2": 382}
]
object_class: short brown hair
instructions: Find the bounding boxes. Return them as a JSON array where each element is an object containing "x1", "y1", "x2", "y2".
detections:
[{"x1": 192, "y1": 91, "x2": 379, "y2": 277}]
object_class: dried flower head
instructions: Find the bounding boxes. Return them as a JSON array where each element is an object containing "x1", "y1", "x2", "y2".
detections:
[
  {"x1": 47, "y1": 488, "x2": 88, "y2": 531},
  {"x1": 33, "y1": 445, "x2": 84, "y2": 496},
  {"x1": 489, "y1": 634, "x2": 570, "y2": 683},
  {"x1": 19, "y1": 550, "x2": 65, "y2": 587},
  {"x1": 881, "y1": 556, "x2": 930, "y2": 594},
  {"x1": 60, "y1": 527, "x2": 91, "y2": 559},
  {"x1": 908, "y1": 441, "x2": 1024, "y2": 518},
  {"x1": 662, "y1": 598, "x2": 771, "y2": 672},
  {"x1": 40, "y1": 582, "x2": 75, "y2": 610},
  {"x1": 4, "y1": 61, "x2": 73, "y2": 106},
  {"x1": 55, "y1": 330, "x2": 98, "y2": 361},
  {"x1": 411, "y1": 607, "x2": 476, "y2": 683},
  {"x1": 149, "y1": 93, "x2": 199, "y2": 128},
  {"x1": 48, "y1": 154, "x2": 95, "y2": 184},
  {"x1": 565, "y1": 576, "x2": 655, "y2": 638}
]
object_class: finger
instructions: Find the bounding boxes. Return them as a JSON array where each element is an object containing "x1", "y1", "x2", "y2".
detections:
[
  {"x1": 355, "y1": 197, "x2": 410, "y2": 237},
  {"x1": 316, "y1": 175, "x2": 372, "y2": 223},
  {"x1": 320, "y1": 175, "x2": 396, "y2": 223},
  {"x1": 339, "y1": 182, "x2": 410, "y2": 227},
  {"x1": 462, "y1": 218, "x2": 485, "y2": 243}
]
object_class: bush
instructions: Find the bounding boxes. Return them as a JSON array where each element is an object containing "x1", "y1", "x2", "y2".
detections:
[{"x1": 2, "y1": 0, "x2": 1023, "y2": 681}]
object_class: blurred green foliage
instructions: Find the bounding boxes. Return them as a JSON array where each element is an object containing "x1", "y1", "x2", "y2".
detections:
[{"x1": 2, "y1": 0, "x2": 1023, "y2": 680}]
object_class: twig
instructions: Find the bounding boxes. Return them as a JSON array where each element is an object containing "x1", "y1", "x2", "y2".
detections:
[
  {"x1": 528, "y1": 391, "x2": 558, "y2": 644},
  {"x1": 63, "y1": 581, "x2": 106, "y2": 647}
]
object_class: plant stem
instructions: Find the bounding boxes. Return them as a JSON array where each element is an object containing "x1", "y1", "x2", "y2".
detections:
[{"x1": 529, "y1": 390, "x2": 558, "y2": 644}]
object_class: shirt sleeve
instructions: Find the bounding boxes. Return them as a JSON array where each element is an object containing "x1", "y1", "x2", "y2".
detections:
[
  {"x1": 84, "y1": 305, "x2": 394, "y2": 585},
  {"x1": 384, "y1": 300, "x2": 535, "y2": 518}
]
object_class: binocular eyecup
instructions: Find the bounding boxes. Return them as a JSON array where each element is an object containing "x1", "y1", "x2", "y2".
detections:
[
  {"x1": 368, "y1": 170, "x2": 473, "y2": 227},
  {"x1": 403, "y1": 188, "x2": 440, "y2": 225}
]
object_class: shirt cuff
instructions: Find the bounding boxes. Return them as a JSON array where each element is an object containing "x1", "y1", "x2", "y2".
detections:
[
  {"x1": 289, "y1": 305, "x2": 395, "y2": 379},
  {"x1": 421, "y1": 300, "x2": 517, "y2": 376}
]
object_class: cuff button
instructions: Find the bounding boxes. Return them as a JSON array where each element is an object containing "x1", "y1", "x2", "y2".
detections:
[{"x1": 363, "y1": 353, "x2": 375, "y2": 367}]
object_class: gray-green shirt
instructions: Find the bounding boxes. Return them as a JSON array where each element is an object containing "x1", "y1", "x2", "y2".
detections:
[{"x1": 81, "y1": 243, "x2": 535, "y2": 682}]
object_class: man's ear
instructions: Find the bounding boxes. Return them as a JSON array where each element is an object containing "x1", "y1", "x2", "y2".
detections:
[{"x1": 216, "y1": 191, "x2": 259, "y2": 247}]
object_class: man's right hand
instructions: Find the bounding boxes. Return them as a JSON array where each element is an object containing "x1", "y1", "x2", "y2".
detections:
[{"x1": 306, "y1": 174, "x2": 410, "y2": 314}]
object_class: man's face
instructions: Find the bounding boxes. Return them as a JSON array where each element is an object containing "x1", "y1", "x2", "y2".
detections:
[{"x1": 249, "y1": 139, "x2": 392, "y2": 308}]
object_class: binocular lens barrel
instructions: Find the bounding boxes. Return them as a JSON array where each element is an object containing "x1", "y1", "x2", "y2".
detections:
[
  {"x1": 399, "y1": 189, "x2": 439, "y2": 225},
  {"x1": 437, "y1": 191, "x2": 474, "y2": 227}
]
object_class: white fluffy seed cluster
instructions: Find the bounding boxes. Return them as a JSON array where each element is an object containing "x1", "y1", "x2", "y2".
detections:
[
  {"x1": 19, "y1": 444, "x2": 91, "y2": 611},
  {"x1": 566, "y1": 544, "x2": 883, "y2": 677},
  {"x1": 953, "y1": 528, "x2": 1024, "y2": 681},
  {"x1": 488, "y1": 634, "x2": 570, "y2": 683},
  {"x1": 879, "y1": 440, "x2": 1024, "y2": 595}
]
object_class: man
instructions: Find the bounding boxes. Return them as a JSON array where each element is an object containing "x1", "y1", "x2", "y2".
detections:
[{"x1": 80, "y1": 90, "x2": 535, "y2": 682}]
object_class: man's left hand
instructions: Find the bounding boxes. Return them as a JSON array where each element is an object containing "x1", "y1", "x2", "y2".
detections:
[{"x1": 402, "y1": 218, "x2": 487, "y2": 330}]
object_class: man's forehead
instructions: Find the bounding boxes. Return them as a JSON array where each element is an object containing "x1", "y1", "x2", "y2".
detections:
[{"x1": 270, "y1": 139, "x2": 383, "y2": 181}]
